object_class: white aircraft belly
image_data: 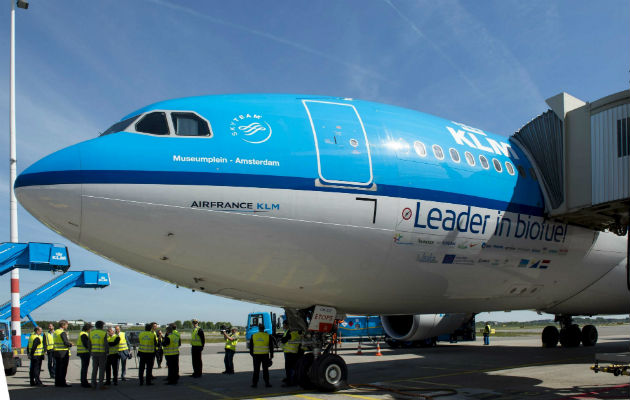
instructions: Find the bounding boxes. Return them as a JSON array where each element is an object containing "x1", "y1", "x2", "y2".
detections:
[{"x1": 78, "y1": 183, "x2": 627, "y2": 314}]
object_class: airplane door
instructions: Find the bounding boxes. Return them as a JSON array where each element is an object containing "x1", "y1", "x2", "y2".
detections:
[{"x1": 302, "y1": 100, "x2": 373, "y2": 186}]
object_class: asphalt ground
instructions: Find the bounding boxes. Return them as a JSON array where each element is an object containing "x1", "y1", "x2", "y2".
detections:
[{"x1": 6, "y1": 324, "x2": 630, "y2": 400}]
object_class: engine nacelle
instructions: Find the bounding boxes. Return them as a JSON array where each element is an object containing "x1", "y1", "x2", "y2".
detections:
[{"x1": 380, "y1": 313, "x2": 473, "y2": 341}]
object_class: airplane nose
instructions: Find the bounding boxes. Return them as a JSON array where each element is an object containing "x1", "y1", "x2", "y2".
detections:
[{"x1": 15, "y1": 143, "x2": 83, "y2": 242}]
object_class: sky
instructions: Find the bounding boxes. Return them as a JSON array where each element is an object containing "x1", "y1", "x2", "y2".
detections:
[{"x1": 0, "y1": 0, "x2": 628, "y2": 325}]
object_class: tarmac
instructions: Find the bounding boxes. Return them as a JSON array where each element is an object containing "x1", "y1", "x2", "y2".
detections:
[{"x1": 6, "y1": 324, "x2": 630, "y2": 400}]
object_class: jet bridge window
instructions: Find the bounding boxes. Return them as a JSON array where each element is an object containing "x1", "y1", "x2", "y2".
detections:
[
  {"x1": 136, "y1": 112, "x2": 170, "y2": 135},
  {"x1": 171, "y1": 112, "x2": 211, "y2": 137},
  {"x1": 101, "y1": 115, "x2": 139, "y2": 136}
]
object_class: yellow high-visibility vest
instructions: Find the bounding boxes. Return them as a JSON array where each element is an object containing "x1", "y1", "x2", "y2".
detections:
[
  {"x1": 89, "y1": 329, "x2": 107, "y2": 354},
  {"x1": 77, "y1": 331, "x2": 90, "y2": 354},
  {"x1": 163, "y1": 331, "x2": 180, "y2": 356},
  {"x1": 283, "y1": 331, "x2": 301, "y2": 354},
  {"x1": 53, "y1": 328, "x2": 70, "y2": 355},
  {"x1": 45, "y1": 332, "x2": 54, "y2": 351},
  {"x1": 118, "y1": 331, "x2": 129, "y2": 351},
  {"x1": 107, "y1": 334, "x2": 119, "y2": 355},
  {"x1": 252, "y1": 332, "x2": 270, "y2": 355},
  {"x1": 225, "y1": 332, "x2": 239, "y2": 351},
  {"x1": 191, "y1": 327, "x2": 202, "y2": 346},
  {"x1": 27, "y1": 334, "x2": 44, "y2": 357},
  {"x1": 138, "y1": 331, "x2": 155, "y2": 353}
]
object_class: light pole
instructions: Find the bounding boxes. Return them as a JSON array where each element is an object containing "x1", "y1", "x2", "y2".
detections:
[{"x1": 9, "y1": 0, "x2": 28, "y2": 350}]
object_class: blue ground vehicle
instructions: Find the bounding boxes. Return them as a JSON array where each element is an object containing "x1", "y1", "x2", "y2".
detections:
[
  {"x1": 337, "y1": 316, "x2": 384, "y2": 340},
  {"x1": 245, "y1": 311, "x2": 283, "y2": 348}
]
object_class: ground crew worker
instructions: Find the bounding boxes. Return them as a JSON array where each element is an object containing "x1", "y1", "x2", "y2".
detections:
[
  {"x1": 280, "y1": 321, "x2": 301, "y2": 387},
  {"x1": 90, "y1": 320, "x2": 108, "y2": 390},
  {"x1": 483, "y1": 322, "x2": 491, "y2": 345},
  {"x1": 77, "y1": 322, "x2": 92, "y2": 388},
  {"x1": 163, "y1": 323, "x2": 181, "y2": 385},
  {"x1": 190, "y1": 319, "x2": 205, "y2": 378},
  {"x1": 138, "y1": 323, "x2": 157, "y2": 386},
  {"x1": 53, "y1": 319, "x2": 73, "y2": 387},
  {"x1": 44, "y1": 323, "x2": 55, "y2": 379},
  {"x1": 222, "y1": 327, "x2": 239, "y2": 374},
  {"x1": 27, "y1": 326, "x2": 45, "y2": 386},
  {"x1": 249, "y1": 323, "x2": 273, "y2": 388},
  {"x1": 106, "y1": 327, "x2": 120, "y2": 385},
  {"x1": 115, "y1": 325, "x2": 130, "y2": 381}
]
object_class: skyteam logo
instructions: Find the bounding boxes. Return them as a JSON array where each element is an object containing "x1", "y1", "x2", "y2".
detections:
[{"x1": 230, "y1": 114, "x2": 273, "y2": 144}]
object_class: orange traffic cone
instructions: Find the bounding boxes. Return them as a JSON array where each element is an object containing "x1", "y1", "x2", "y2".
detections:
[
  {"x1": 375, "y1": 342, "x2": 383, "y2": 356},
  {"x1": 356, "y1": 341, "x2": 363, "y2": 355}
]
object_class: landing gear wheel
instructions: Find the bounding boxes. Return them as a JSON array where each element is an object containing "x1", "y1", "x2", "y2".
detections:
[
  {"x1": 581, "y1": 325, "x2": 598, "y2": 347},
  {"x1": 560, "y1": 324, "x2": 581, "y2": 347},
  {"x1": 542, "y1": 325, "x2": 559, "y2": 348},
  {"x1": 295, "y1": 353, "x2": 315, "y2": 389},
  {"x1": 309, "y1": 354, "x2": 348, "y2": 392}
]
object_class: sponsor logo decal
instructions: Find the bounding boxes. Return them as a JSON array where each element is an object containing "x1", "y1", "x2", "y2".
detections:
[
  {"x1": 230, "y1": 114, "x2": 273, "y2": 144},
  {"x1": 393, "y1": 234, "x2": 413, "y2": 245},
  {"x1": 518, "y1": 259, "x2": 550, "y2": 269}
]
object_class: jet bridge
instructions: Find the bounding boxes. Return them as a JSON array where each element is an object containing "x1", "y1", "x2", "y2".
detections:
[
  {"x1": 0, "y1": 270, "x2": 110, "y2": 326},
  {"x1": 511, "y1": 89, "x2": 630, "y2": 234}
]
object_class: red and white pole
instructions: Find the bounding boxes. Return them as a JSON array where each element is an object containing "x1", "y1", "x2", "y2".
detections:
[{"x1": 9, "y1": 0, "x2": 22, "y2": 349}]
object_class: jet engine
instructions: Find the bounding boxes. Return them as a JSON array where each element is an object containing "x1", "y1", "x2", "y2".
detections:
[{"x1": 380, "y1": 313, "x2": 473, "y2": 342}]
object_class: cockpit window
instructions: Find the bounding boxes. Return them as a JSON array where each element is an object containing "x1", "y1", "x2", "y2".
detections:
[
  {"x1": 171, "y1": 112, "x2": 211, "y2": 137},
  {"x1": 136, "y1": 112, "x2": 170, "y2": 135},
  {"x1": 101, "y1": 116, "x2": 139, "y2": 136}
]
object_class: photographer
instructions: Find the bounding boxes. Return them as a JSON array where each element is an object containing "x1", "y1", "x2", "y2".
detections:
[{"x1": 221, "y1": 326, "x2": 239, "y2": 374}]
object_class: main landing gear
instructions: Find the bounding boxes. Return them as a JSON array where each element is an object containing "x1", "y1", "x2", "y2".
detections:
[
  {"x1": 541, "y1": 315, "x2": 598, "y2": 348},
  {"x1": 286, "y1": 307, "x2": 349, "y2": 392}
]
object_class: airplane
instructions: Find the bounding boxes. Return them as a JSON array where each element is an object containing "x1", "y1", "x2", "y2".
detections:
[{"x1": 14, "y1": 94, "x2": 629, "y2": 390}]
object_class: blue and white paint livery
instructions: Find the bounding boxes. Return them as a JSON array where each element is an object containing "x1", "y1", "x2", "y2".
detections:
[{"x1": 14, "y1": 94, "x2": 629, "y2": 317}]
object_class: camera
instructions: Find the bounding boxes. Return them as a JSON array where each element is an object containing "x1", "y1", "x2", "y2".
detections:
[{"x1": 219, "y1": 324, "x2": 227, "y2": 332}]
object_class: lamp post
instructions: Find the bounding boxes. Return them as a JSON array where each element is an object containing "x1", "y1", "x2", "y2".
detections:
[{"x1": 9, "y1": 0, "x2": 28, "y2": 350}]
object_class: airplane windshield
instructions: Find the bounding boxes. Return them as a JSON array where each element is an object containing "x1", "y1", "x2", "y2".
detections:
[{"x1": 101, "y1": 115, "x2": 139, "y2": 137}]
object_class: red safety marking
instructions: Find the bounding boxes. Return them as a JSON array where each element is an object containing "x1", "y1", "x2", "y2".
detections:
[
  {"x1": 402, "y1": 207, "x2": 413, "y2": 220},
  {"x1": 10, "y1": 279, "x2": 19, "y2": 292},
  {"x1": 553, "y1": 383, "x2": 629, "y2": 399},
  {"x1": 11, "y1": 307, "x2": 20, "y2": 320}
]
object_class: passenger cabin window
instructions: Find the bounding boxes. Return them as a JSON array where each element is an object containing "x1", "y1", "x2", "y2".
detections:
[
  {"x1": 492, "y1": 158, "x2": 503, "y2": 173},
  {"x1": 414, "y1": 141, "x2": 427, "y2": 157},
  {"x1": 136, "y1": 112, "x2": 169, "y2": 135},
  {"x1": 517, "y1": 165, "x2": 527, "y2": 178},
  {"x1": 449, "y1": 148, "x2": 460, "y2": 163},
  {"x1": 432, "y1": 144, "x2": 444, "y2": 160},
  {"x1": 464, "y1": 151, "x2": 475, "y2": 166},
  {"x1": 101, "y1": 115, "x2": 139, "y2": 136},
  {"x1": 505, "y1": 162, "x2": 515, "y2": 175},
  {"x1": 529, "y1": 168, "x2": 538, "y2": 180},
  {"x1": 479, "y1": 155, "x2": 489, "y2": 169},
  {"x1": 171, "y1": 112, "x2": 211, "y2": 137}
]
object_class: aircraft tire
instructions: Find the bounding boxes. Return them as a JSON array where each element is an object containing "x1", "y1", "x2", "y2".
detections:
[
  {"x1": 541, "y1": 325, "x2": 559, "y2": 348},
  {"x1": 559, "y1": 324, "x2": 581, "y2": 347},
  {"x1": 4, "y1": 366, "x2": 16, "y2": 376},
  {"x1": 581, "y1": 325, "x2": 598, "y2": 347},
  {"x1": 296, "y1": 353, "x2": 315, "y2": 389},
  {"x1": 310, "y1": 354, "x2": 348, "y2": 392}
]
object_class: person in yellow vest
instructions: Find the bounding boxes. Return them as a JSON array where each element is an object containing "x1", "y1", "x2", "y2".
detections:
[
  {"x1": 483, "y1": 322, "x2": 491, "y2": 345},
  {"x1": 222, "y1": 327, "x2": 239, "y2": 375},
  {"x1": 115, "y1": 325, "x2": 130, "y2": 381},
  {"x1": 27, "y1": 326, "x2": 45, "y2": 386},
  {"x1": 249, "y1": 323, "x2": 274, "y2": 388},
  {"x1": 280, "y1": 320, "x2": 302, "y2": 387},
  {"x1": 53, "y1": 319, "x2": 74, "y2": 387},
  {"x1": 163, "y1": 323, "x2": 181, "y2": 385},
  {"x1": 105, "y1": 326, "x2": 120, "y2": 385},
  {"x1": 44, "y1": 323, "x2": 56, "y2": 379},
  {"x1": 77, "y1": 322, "x2": 92, "y2": 388},
  {"x1": 190, "y1": 319, "x2": 205, "y2": 378},
  {"x1": 138, "y1": 323, "x2": 157, "y2": 386},
  {"x1": 90, "y1": 320, "x2": 108, "y2": 390}
]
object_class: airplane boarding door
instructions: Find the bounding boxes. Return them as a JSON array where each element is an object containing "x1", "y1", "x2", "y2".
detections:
[{"x1": 303, "y1": 100, "x2": 373, "y2": 186}]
